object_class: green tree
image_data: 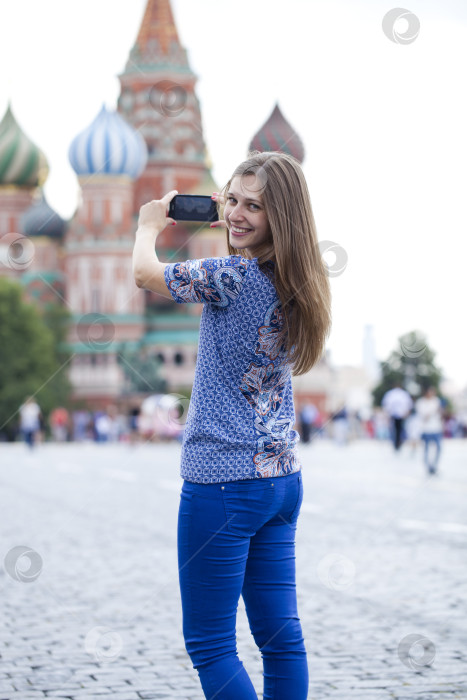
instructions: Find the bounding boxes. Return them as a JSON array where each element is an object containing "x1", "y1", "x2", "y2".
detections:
[
  {"x1": 372, "y1": 330, "x2": 444, "y2": 407},
  {"x1": 0, "y1": 278, "x2": 72, "y2": 440},
  {"x1": 39, "y1": 300, "x2": 73, "y2": 421},
  {"x1": 117, "y1": 344, "x2": 167, "y2": 394}
]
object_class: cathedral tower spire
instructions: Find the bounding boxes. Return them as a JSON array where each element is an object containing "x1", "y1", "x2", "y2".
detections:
[
  {"x1": 135, "y1": 0, "x2": 181, "y2": 56},
  {"x1": 118, "y1": 0, "x2": 209, "y2": 239}
]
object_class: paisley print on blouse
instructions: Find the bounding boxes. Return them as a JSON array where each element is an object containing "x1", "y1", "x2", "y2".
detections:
[{"x1": 163, "y1": 255, "x2": 301, "y2": 483}]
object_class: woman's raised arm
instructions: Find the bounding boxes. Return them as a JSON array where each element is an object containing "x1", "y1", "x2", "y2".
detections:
[{"x1": 132, "y1": 190, "x2": 178, "y2": 296}]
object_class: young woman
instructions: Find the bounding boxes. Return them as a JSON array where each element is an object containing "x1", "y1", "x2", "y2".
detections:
[{"x1": 132, "y1": 151, "x2": 332, "y2": 700}]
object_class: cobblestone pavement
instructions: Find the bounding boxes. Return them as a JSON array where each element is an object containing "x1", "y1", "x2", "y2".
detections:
[{"x1": 0, "y1": 438, "x2": 466, "y2": 699}]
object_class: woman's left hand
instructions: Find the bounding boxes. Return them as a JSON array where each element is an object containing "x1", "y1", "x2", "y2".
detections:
[
  {"x1": 209, "y1": 193, "x2": 227, "y2": 229},
  {"x1": 137, "y1": 190, "x2": 178, "y2": 234}
]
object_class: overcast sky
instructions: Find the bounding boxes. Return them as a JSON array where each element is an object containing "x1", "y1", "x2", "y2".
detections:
[{"x1": 1, "y1": 0, "x2": 467, "y2": 389}]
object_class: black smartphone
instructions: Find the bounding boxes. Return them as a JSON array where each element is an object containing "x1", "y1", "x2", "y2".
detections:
[{"x1": 169, "y1": 194, "x2": 219, "y2": 223}]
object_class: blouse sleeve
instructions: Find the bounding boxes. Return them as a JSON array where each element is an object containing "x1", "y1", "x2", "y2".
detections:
[{"x1": 163, "y1": 256, "x2": 250, "y2": 307}]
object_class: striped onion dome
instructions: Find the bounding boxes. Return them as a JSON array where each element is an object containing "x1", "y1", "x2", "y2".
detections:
[
  {"x1": 20, "y1": 190, "x2": 66, "y2": 239},
  {"x1": 0, "y1": 103, "x2": 49, "y2": 187},
  {"x1": 248, "y1": 103, "x2": 305, "y2": 163},
  {"x1": 68, "y1": 104, "x2": 148, "y2": 178}
]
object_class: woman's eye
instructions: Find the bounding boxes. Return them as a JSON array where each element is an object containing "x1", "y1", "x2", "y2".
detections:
[{"x1": 226, "y1": 197, "x2": 259, "y2": 210}]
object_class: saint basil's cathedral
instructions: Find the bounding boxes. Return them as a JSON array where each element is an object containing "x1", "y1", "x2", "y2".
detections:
[{"x1": 0, "y1": 0, "x2": 307, "y2": 411}]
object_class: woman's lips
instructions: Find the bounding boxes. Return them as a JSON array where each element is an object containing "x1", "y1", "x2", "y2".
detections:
[{"x1": 230, "y1": 225, "x2": 252, "y2": 237}]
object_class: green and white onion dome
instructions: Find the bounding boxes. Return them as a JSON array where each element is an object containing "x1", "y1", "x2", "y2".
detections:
[
  {"x1": 68, "y1": 104, "x2": 148, "y2": 178},
  {"x1": 0, "y1": 103, "x2": 49, "y2": 187},
  {"x1": 20, "y1": 190, "x2": 66, "y2": 239}
]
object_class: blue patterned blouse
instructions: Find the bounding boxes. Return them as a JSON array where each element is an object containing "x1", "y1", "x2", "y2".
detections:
[{"x1": 164, "y1": 255, "x2": 302, "y2": 483}]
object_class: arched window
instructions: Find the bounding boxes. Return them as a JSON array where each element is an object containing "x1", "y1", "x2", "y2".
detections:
[
  {"x1": 111, "y1": 199, "x2": 122, "y2": 223},
  {"x1": 91, "y1": 289, "x2": 100, "y2": 313},
  {"x1": 93, "y1": 200, "x2": 103, "y2": 224}
]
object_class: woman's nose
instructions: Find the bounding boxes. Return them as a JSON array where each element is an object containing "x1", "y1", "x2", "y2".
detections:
[{"x1": 229, "y1": 204, "x2": 244, "y2": 220}]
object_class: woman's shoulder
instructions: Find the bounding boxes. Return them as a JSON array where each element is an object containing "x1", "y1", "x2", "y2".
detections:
[
  {"x1": 229, "y1": 255, "x2": 276, "y2": 279},
  {"x1": 201, "y1": 256, "x2": 277, "y2": 306},
  {"x1": 197, "y1": 254, "x2": 254, "y2": 273},
  {"x1": 208, "y1": 255, "x2": 272, "y2": 284},
  {"x1": 224, "y1": 254, "x2": 258, "y2": 268}
]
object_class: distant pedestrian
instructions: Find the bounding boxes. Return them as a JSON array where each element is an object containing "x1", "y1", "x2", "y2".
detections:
[
  {"x1": 72, "y1": 410, "x2": 92, "y2": 441},
  {"x1": 415, "y1": 386, "x2": 443, "y2": 475},
  {"x1": 443, "y1": 412, "x2": 458, "y2": 438},
  {"x1": 332, "y1": 406, "x2": 349, "y2": 446},
  {"x1": 19, "y1": 396, "x2": 42, "y2": 449},
  {"x1": 49, "y1": 407, "x2": 70, "y2": 442},
  {"x1": 404, "y1": 406, "x2": 422, "y2": 456},
  {"x1": 373, "y1": 407, "x2": 390, "y2": 440},
  {"x1": 357, "y1": 407, "x2": 374, "y2": 438},
  {"x1": 94, "y1": 411, "x2": 111, "y2": 442},
  {"x1": 105, "y1": 404, "x2": 121, "y2": 442},
  {"x1": 128, "y1": 406, "x2": 141, "y2": 445},
  {"x1": 299, "y1": 403, "x2": 318, "y2": 444},
  {"x1": 458, "y1": 411, "x2": 467, "y2": 438},
  {"x1": 382, "y1": 383, "x2": 413, "y2": 451}
]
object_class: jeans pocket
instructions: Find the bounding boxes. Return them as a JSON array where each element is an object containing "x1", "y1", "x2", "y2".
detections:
[
  {"x1": 284, "y1": 474, "x2": 304, "y2": 524},
  {"x1": 222, "y1": 482, "x2": 276, "y2": 536}
]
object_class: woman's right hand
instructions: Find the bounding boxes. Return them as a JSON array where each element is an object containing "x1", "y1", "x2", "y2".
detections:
[{"x1": 210, "y1": 193, "x2": 227, "y2": 229}]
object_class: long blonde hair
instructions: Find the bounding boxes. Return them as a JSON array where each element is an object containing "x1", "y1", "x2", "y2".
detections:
[{"x1": 220, "y1": 150, "x2": 332, "y2": 376}]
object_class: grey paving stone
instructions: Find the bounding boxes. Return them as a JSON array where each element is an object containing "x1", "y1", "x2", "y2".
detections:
[
  {"x1": 136, "y1": 695, "x2": 183, "y2": 700},
  {"x1": 1, "y1": 440, "x2": 466, "y2": 697},
  {"x1": 42, "y1": 690, "x2": 85, "y2": 696},
  {"x1": 0, "y1": 695, "x2": 47, "y2": 700}
]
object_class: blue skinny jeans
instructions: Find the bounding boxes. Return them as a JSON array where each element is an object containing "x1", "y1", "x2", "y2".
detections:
[
  {"x1": 177, "y1": 470, "x2": 308, "y2": 700},
  {"x1": 421, "y1": 431, "x2": 442, "y2": 472}
]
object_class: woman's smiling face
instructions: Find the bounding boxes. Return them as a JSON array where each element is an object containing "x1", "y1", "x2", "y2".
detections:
[{"x1": 224, "y1": 175, "x2": 271, "y2": 257}]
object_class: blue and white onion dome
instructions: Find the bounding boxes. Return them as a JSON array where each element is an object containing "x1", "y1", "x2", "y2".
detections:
[{"x1": 68, "y1": 104, "x2": 147, "y2": 179}]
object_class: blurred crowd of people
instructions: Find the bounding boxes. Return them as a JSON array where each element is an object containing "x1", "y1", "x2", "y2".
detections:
[
  {"x1": 15, "y1": 394, "x2": 186, "y2": 448},
  {"x1": 14, "y1": 387, "x2": 467, "y2": 476},
  {"x1": 298, "y1": 383, "x2": 466, "y2": 476}
]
